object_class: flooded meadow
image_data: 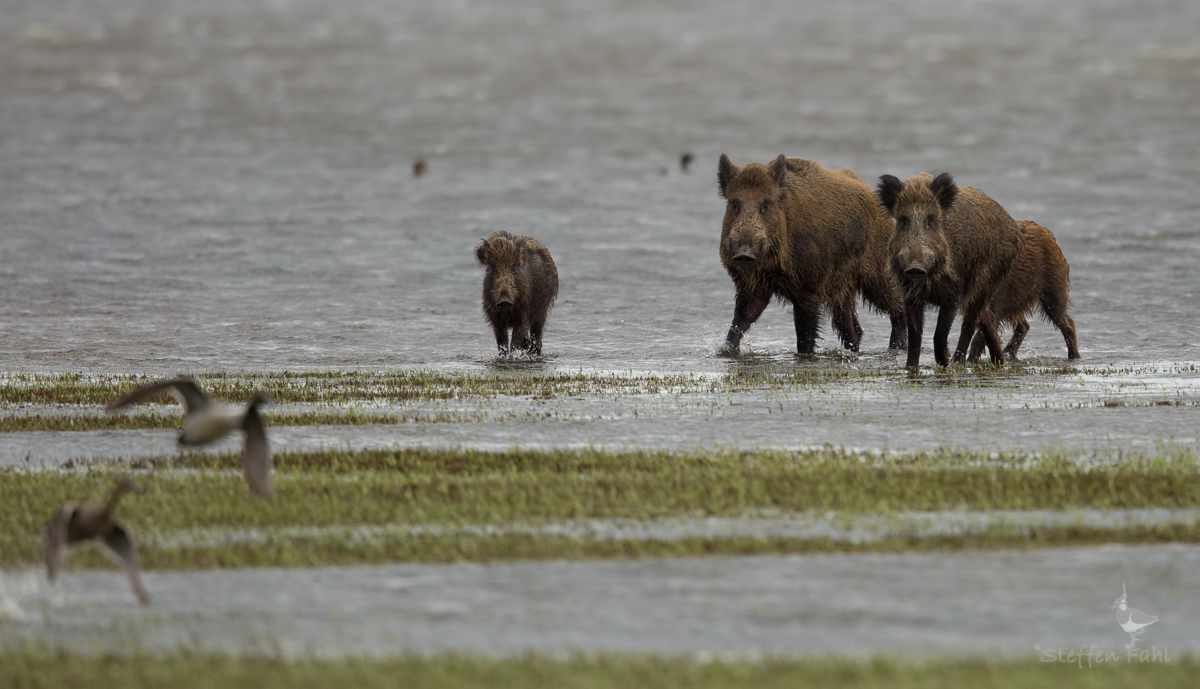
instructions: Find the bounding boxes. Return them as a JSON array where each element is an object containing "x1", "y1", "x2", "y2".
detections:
[{"x1": 1, "y1": 0, "x2": 1198, "y2": 679}]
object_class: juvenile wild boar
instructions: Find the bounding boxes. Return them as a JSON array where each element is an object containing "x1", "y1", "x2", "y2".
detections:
[
  {"x1": 475, "y1": 231, "x2": 559, "y2": 356},
  {"x1": 718, "y1": 154, "x2": 906, "y2": 355},
  {"x1": 968, "y1": 219, "x2": 1080, "y2": 362},
  {"x1": 876, "y1": 172, "x2": 1023, "y2": 368}
]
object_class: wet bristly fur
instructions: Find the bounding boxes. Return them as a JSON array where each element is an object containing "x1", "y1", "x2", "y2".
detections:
[
  {"x1": 717, "y1": 154, "x2": 905, "y2": 355},
  {"x1": 968, "y1": 220, "x2": 1080, "y2": 362},
  {"x1": 876, "y1": 172, "x2": 1024, "y2": 368},
  {"x1": 475, "y1": 231, "x2": 559, "y2": 355}
]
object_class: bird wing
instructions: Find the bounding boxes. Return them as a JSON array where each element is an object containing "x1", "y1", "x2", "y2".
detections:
[
  {"x1": 108, "y1": 378, "x2": 211, "y2": 414},
  {"x1": 241, "y1": 403, "x2": 274, "y2": 499},
  {"x1": 101, "y1": 523, "x2": 150, "y2": 606},
  {"x1": 1128, "y1": 608, "x2": 1158, "y2": 626},
  {"x1": 43, "y1": 504, "x2": 74, "y2": 582}
]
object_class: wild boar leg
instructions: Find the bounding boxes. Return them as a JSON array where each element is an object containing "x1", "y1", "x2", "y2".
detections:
[
  {"x1": 723, "y1": 291, "x2": 770, "y2": 354},
  {"x1": 1041, "y1": 289, "x2": 1080, "y2": 359},
  {"x1": 904, "y1": 299, "x2": 925, "y2": 368},
  {"x1": 528, "y1": 318, "x2": 546, "y2": 356},
  {"x1": 1059, "y1": 314, "x2": 1080, "y2": 360},
  {"x1": 933, "y1": 304, "x2": 957, "y2": 368},
  {"x1": 1003, "y1": 317, "x2": 1030, "y2": 361},
  {"x1": 968, "y1": 308, "x2": 1001, "y2": 362},
  {"x1": 792, "y1": 295, "x2": 823, "y2": 355},
  {"x1": 492, "y1": 322, "x2": 511, "y2": 356},
  {"x1": 831, "y1": 293, "x2": 863, "y2": 352},
  {"x1": 512, "y1": 318, "x2": 532, "y2": 352},
  {"x1": 887, "y1": 313, "x2": 908, "y2": 351},
  {"x1": 954, "y1": 303, "x2": 1002, "y2": 365},
  {"x1": 967, "y1": 326, "x2": 989, "y2": 363}
]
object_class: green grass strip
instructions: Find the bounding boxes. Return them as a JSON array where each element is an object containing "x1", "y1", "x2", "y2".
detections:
[
  {"x1": 0, "y1": 363, "x2": 1115, "y2": 407},
  {"x1": 3, "y1": 446, "x2": 1199, "y2": 569},
  {"x1": 0, "y1": 409, "x2": 482, "y2": 433},
  {"x1": 25, "y1": 523, "x2": 1200, "y2": 572},
  {"x1": 0, "y1": 650, "x2": 1194, "y2": 689}
]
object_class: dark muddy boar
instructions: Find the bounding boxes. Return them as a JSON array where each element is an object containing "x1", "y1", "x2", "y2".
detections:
[
  {"x1": 475, "y1": 231, "x2": 559, "y2": 356},
  {"x1": 875, "y1": 172, "x2": 1023, "y2": 368},
  {"x1": 968, "y1": 219, "x2": 1080, "y2": 362},
  {"x1": 718, "y1": 154, "x2": 905, "y2": 355}
]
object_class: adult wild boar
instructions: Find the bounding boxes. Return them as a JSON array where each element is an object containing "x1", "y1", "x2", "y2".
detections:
[
  {"x1": 875, "y1": 172, "x2": 1024, "y2": 368},
  {"x1": 968, "y1": 219, "x2": 1080, "y2": 362},
  {"x1": 718, "y1": 154, "x2": 905, "y2": 355},
  {"x1": 475, "y1": 231, "x2": 559, "y2": 356}
]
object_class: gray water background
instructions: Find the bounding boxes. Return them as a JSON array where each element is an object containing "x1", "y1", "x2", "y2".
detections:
[
  {"x1": 2, "y1": 545, "x2": 1197, "y2": 658},
  {"x1": 1, "y1": 0, "x2": 1198, "y2": 373}
]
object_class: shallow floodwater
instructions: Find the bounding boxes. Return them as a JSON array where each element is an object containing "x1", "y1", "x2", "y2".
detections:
[
  {"x1": 0, "y1": 0, "x2": 1197, "y2": 373},
  {"x1": 3, "y1": 0, "x2": 1199, "y2": 663},
  {"x1": 4, "y1": 364, "x2": 1198, "y2": 466},
  {"x1": 2, "y1": 546, "x2": 1197, "y2": 658}
]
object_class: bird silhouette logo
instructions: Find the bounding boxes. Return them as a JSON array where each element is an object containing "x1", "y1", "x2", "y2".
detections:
[{"x1": 1111, "y1": 583, "x2": 1158, "y2": 649}]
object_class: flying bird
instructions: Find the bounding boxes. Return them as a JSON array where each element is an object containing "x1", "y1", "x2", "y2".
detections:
[
  {"x1": 1111, "y1": 582, "x2": 1158, "y2": 649},
  {"x1": 108, "y1": 378, "x2": 273, "y2": 498},
  {"x1": 44, "y1": 477, "x2": 150, "y2": 605}
]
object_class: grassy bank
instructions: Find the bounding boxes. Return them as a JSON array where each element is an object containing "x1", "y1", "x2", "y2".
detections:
[
  {"x1": 0, "y1": 650, "x2": 1193, "y2": 689},
  {"x1": 0, "y1": 370, "x2": 823, "y2": 406},
  {"x1": 2, "y1": 446, "x2": 1198, "y2": 569},
  {"x1": 0, "y1": 364, "x2": 1111, "y2": 407},
  {"x1": 0, "y1": 409, "x2": 486, "y2": 433}
]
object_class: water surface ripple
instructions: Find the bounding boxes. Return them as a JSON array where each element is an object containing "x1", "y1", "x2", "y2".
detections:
[
  {"x1": 0, "y1": 0, "x2": 1197, "y2": 372},
  {"x1": 2, "y1": 546, "x2": 1197, "y2": 658}
]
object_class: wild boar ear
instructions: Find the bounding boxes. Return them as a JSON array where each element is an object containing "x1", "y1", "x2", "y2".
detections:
[
  {"x1": 474, "y1": 239, "x2": 490, "y2": 265},
  {"x1": 717, "y1": 154, "x2": 738, "y2": 199},
  {"x1": 769, "y1": 154, "x2": 788, "y2": 191},
  {"x1": 876, "y1": 175, "x2": 903, "y2": 214},
  {"x1": 930, "y1": 173, "x2": 958, "y2": 213}
]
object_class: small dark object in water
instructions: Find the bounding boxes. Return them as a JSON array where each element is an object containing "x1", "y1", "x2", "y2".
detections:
[
  {"x1": 680, "y1": 152, "x2": 694, "y2": 173},
  {"x1": 969, "y1": 219, "x2": 1080, "y2": 362},
  {"x1": 475, "y1": 231, "x2": 559, "y2": 356},
  {"x1": 876, "y1": 172, "x2": 1024, "y2": 368},
  {"x1": 413, "y1": 159, "x2": 427, "y2": 177}
]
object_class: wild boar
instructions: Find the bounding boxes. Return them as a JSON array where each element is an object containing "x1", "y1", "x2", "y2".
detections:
[
  {"x1": 718, "y1": 154, "x2": 906, "y2": 355},
  {"x1": 475, "y1": 231, "x2": 559, "y2": 356},
  {"x1": 875, "y1": 172, "x2": 1024, "y2": 368},
  {"x1": 968, "y1": 219, "x2": 1080, "y2": 361}
]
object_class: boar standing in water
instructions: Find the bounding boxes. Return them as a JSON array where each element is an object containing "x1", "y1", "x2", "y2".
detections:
[
  {"x1": 876, "y1": 172, "x2": 1023, "y2": 368},
  {"x1": 475, "y1": 231, "x2": 559, "y2": 356},
  {"x1": 968, "y1": 219, "x2": 1080, "y2": 362},
  {"x1": 718, "y1": 154, "x2": 906, "y2": 355}
]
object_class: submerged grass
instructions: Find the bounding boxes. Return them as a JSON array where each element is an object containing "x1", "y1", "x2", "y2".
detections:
[
  {"x1": 0, "y1": 370, "x2": 780, "y2": 406},
  {"x1": 29, "y1": 522, "x2": 1200, "y2": 571},
  {"x1": 0, "y1": 362, "x2": 1151, "y2": 407},
  {"x1": 0, "y1": 649, "x2": 1195, "y2": 689},
  {"x1": 0, "y1": 409, "x2": 484, "y2": 433},
  {"x1": 2, "y1": 445, "x2": 1198, "y2": 569}
]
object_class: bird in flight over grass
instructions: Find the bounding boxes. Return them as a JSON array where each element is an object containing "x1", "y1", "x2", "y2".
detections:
[
  {"x1": 108, "y1": 378, "x2": 273, "y2": 498},
  {"x1": 44, "y1": 477, "x2": 150, "y2": 605}
]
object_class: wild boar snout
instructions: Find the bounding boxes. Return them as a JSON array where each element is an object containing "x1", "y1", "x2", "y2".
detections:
[
  {"x1": 724, "y1": 230, "x2": 765, "y2": 269},
  {"x1": 490, "y1": 280, "x2": 517, "y2": 311},
  {"x1": 893, "y1": 240, "x2": 937, "y2": 281},
  {"x1": 731, "y1": 245, "x2": 758, "y2": 266}
]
